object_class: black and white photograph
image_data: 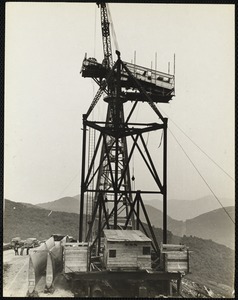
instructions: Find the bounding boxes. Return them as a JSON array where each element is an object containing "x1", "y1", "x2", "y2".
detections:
[{"x1": 3, "y1": 2, "x2": 235, "y2": 298}]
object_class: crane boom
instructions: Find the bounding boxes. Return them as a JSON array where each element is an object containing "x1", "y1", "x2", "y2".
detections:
[{"x1": 97, "y1": 2, "x2": 113, "y2": 69}]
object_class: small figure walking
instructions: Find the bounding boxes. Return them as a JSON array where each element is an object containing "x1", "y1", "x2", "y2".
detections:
[{"x1": 14, "y1": 242, "x2": 19, "y2": 255}]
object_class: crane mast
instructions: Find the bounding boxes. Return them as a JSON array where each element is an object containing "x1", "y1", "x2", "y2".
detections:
[
  {"x1": 98, "y1": 2, "x2": 113, "y2": 69},
  {"x1": 93, "y1": 2, "x2": 134, "y2": 234}
]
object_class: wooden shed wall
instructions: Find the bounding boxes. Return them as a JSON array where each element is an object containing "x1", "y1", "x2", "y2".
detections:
[{"x1": 104, "y1": 241, "x2": 151, "y2": 270}]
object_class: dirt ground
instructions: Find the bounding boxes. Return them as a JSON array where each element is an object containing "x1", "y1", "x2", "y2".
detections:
[
  {"x1": 3, "y1": 249, "x2": 74, "y2": 298},
  {"x1": 3, "y1": 249, "x2": 29, "y2": 297}
]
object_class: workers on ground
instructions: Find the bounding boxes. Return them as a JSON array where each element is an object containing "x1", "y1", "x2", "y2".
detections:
[
  {"x1": 19, "y1": 240, "x2": 25, "y2": 255},
  {"x1": 20, "y1": 246, "x2": 25, "y2": 255},
  {"x1": 14, "y1": 242, "x2": 19, "y2": 255}
]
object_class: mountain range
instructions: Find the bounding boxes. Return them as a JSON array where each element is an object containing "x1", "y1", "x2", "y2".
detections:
[
  {"x1": 37, "y1": 194, "x2": 234, "y2": 221},
  {"x1": 36, "y1": 196, "x2": 235, "y2": 249},
  {"x1": 141, "y1": 204, "x2": 235, "y2": 249},
  {"x1": 37, "y1": 196, "x2": 79, "y2": 213},
  {"x1": 3, "y1": 199, "x2": 80, "y2": 242},
  {"x1": 144, "y1": 196, "x2": 234, "y2": 220}
]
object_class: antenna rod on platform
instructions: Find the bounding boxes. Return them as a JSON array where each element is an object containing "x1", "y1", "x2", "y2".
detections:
[
  {"x1": 173, "y1": 53, "x2": 176, "y2": 75},
  {"x1": 155, "y1": 52, "x2": 157, "y2": 71},
  {"x1": 134, "y1": 50, "x2": 136, "y2": 75},
  {"x1": 155, "y1": 52, "x2": 157, "y2": 84},
  {"x1": 174, "y1": 53, "x2": 176, "y2": 93}
]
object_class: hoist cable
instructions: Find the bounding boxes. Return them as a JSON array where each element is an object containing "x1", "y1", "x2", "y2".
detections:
[
  {"x1": 145, "y1": 132, "x2": 150, "y2": 148},
  {"x1": 93, "y1": 4, "x2": 97, "y2": 58},
  {"x1": 46, "y1": 170, "x2": 80, "y2": 216},
  {"x1": 169, "y1": 128, "x2": 234, "y2": 225},
  {"x1": 158, "y1": 131, "x2": 164, "y2": 148},
  {"x1": 158, "y1": 106, "x2": 234, "y2": 182},
  {"x1": 57, "y1": 172, "x2": 80, "y2": 200}
]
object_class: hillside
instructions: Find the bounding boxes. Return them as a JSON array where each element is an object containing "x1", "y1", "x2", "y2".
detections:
[
  {"x1": 36, "y1": 196, "x2": 80, "y2": 213},
  {"x1": 143, "y1": 204, "x2": 235, "y2": 249},
  {"x1": 172, "y1": 235, "x2": 235, "y2": 289},
  {"x1": 142, "y1": 205, "x2": 185, "y2": 236},
  {"x1": 3, "y1": 199, "x2": 234, "y2": 291},
  {"x1": 185, "y1": 206, "x2": 235, "y2": 249},
  {"x1": 35, "y1": 196, "x2": 234, "y2": 249},
  {"x1": 146, "y1": 196, "x2": 234, "y2": 220},
  {"x1": 3, "y1": 199, "x2": 80, "y2": 242}
]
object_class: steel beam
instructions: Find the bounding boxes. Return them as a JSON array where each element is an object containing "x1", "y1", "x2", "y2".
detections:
[
  {"x1": 66, "y1": 270, "x2": 182, "y2": 281},
  {"x1": 163, "y1": 119, "x2": 168, "y2": 244},
  {"x1": 79, "y1": 115, "x2": 87, "y2": 242}
]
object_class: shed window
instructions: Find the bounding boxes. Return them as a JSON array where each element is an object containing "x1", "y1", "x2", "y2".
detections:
[
  {"x1": 143, "y1": 246, "x2": 150, "y2": 255},
  {"x1": 109, "y1": 249, "x2": 116, "y2": 258}
]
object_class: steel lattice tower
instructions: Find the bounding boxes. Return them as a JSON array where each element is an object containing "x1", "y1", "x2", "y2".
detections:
[{"x1": 79, "y1": 52, "x2": 174, "y2": 259}]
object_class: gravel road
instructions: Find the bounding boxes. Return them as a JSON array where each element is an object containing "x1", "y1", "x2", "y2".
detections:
[
  {"x1": 3, "y1": 249, "x2": 74, "y2": 297},
  {"x1": 3, "y1": 249, "x2": 29, "y2": 297}
]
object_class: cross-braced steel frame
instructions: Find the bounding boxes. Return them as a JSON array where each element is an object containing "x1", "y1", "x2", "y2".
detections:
[{"x1": 79, "y1": 52, "x2": 169, "y2": 261}]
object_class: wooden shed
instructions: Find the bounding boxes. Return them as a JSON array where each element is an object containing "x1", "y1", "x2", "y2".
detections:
[{"x1": 103, "y1": 230, "x2": 152, "y2": 271}]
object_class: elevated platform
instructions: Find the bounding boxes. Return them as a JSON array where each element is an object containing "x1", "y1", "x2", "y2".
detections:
[
  {"x1": 121, "y1": 61, "x2": 175, "y2": 102},
  {"x1": 81, "y1": 57, "x2": 175, "y2": 103}
]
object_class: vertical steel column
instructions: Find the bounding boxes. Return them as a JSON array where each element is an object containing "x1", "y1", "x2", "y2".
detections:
[
  {"x1": 114, "y1": 135, "x2": 118, "y2": 229},
  {"x1": 136, "y1": 198, "x2": 140, "y2": 230},
  {"x1": 97, "y1": 193, "x2": 102, "y2": 255},
  {"x1": 177, "y1": 278, "x2": 181, "y2": 296},
  {"x1": 187, "y1": 249, "x2": 190, "y2": 273},
  {"x1": 113, "y1": 55, "x2": 121, "y2": 229},
  {"x1": 163, "y1": 118, "x2": 168, "y2": 244},
  {"x1": 79, "y1": 114, "x2": 87, "y2": 242}
]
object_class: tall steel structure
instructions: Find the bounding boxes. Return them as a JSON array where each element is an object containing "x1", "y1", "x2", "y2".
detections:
[{"x1": 79, "y1": 2, "x2": 175, "y2": 259}]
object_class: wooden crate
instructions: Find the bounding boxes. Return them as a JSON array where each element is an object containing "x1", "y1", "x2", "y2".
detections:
[
  {"x1": 164, "y1": 251, "x2": 189, "y2": 273},
  {"x1": 160, "y1": 243, "x2": 189, "y2": 273},
  {"x1": 63, "y1": 243, "x2": 89, "y2": 273}
]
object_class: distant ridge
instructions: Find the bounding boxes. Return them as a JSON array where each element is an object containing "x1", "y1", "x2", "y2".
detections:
[
  {"x1": 35, "y1": 196, "x2": 234, "y2": 249},
  {"x1": 37, "y1": 196, "x2": 79, "y2": 214},
  {"x1": 37, "y1": 194, "x2": 234, "y2": 221},
  {"x1": 20, "y1": 202, "x2": 44, "y2": 209},
  {"x1": 143, "y1": 204, "x2": 235, "y2": 249},
  {"x1": 3, "y1": 199, "x2": 80, "y2": 242},
  {"x1": 145, "y1": 196, "x2": 234, "y2": 220},
  {"x1": 185, "y1": 206, "x2": 235, "y2": 249}
]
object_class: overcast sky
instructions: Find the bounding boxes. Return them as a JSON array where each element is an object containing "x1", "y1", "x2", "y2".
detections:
[{"x1": 5, "y1": 2, "x2": 234, "y2": 207}]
